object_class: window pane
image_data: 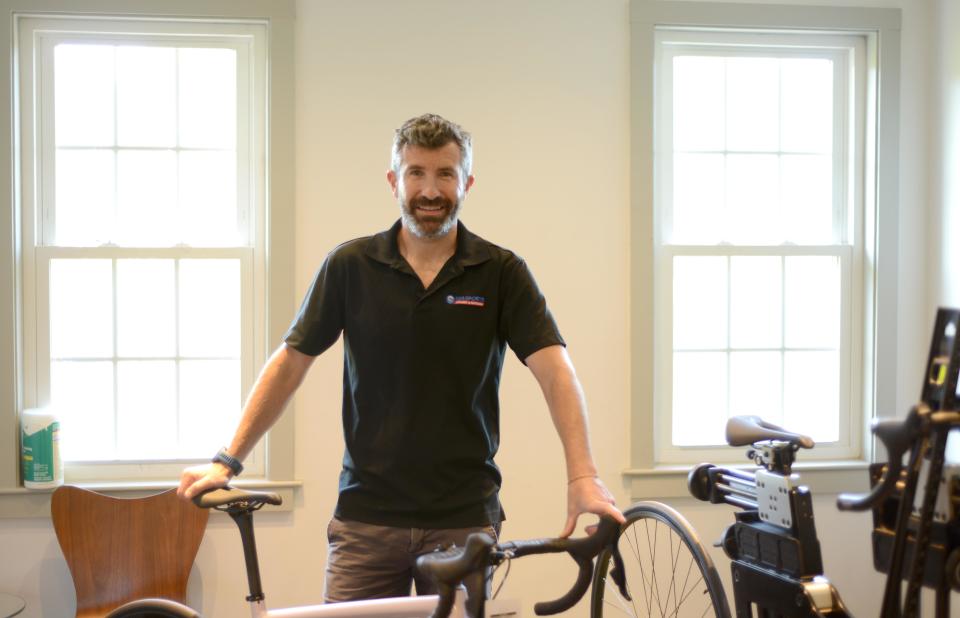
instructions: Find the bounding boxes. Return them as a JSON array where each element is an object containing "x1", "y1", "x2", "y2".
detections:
[
  {"x1": 730, "y1": 256, "x2": 782, "y2": 348},
  {"x1": 55, "y1": 44, "x2": 114, "y2": 147},
  {"x1": 179, "y1": 48, "x2": 237, "y2": 149},
  {"x1": 51, "y1": 361, "x2": 114, "y2": 461},
  {"x1": 726, "y1": 57, "x2": 779, "y2": 152},
  {"x1": 50, "y1": 259, "x2": 113, "y2": 358},
  {"x1": 784, "y1": 256, "x2": 840, "y2": 349},
  {"x1": 54, "y1": 149, "x2": 115, "y2": 246},
  {"x1": 673, "y1": 351, "x2": 727, "y2": 445},
  {"x1": 673, "y1": 56, "x2": 725, "y2": 152},
  {"x1": 730, "y1": 351, "x2": 782, "y2": 422},
  {"x1": 781, "y1": 155, "x2": 833, "y2": 244},
  {"x1": 672, "y1": 153, "x2": 724, "y2": 244},
  {"x1": 726, "y1": 154, "x2": 780, "y2": 243},
  {"x1": 784, "y1": 351, "x2": 838, "y2": 442},
  {"x1": 116, "y1": 150, "x2": 177, "y2": 246},
  {"x1": 673, "y1": 256, "x2": 727, "y2": 350},
  {"x1": 179, "y1": 151, "x2": 240, "y2": 246},
  {"x1": 179, "y1": 259, "x2": 241, "y2": 357},
  {"x1": 116, "y1": 46, "x2": 176, "y2": 147},
  {"x1": 178, "y1": 360, "x2": 240, "y2": 458},
  {"x1": 781, "y1": 58, "x2": 833, "y2": 153},
  {"x1": 117, "y1": 260, "x2": 176, "y2": 357},
  {"x1": 116, "y1": 360, "x2": 177, "y2": 459}
]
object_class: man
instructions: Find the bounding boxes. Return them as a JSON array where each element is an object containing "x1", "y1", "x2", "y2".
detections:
[{"x1": 178, "y1": 113, "x2": 623, "y2": 601}]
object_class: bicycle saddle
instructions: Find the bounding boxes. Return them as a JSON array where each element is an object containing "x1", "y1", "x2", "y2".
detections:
[
  {"x1": 726, "y1": 415, "x2": 815, "y2": 449},
  {"x1": 192, "y1": 487, "x2": 282, "y2": 510}
]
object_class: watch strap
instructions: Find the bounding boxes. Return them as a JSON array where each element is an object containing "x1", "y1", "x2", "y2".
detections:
[{"x1": 212, "y1": 448, "x2": 244, "y2": 476}]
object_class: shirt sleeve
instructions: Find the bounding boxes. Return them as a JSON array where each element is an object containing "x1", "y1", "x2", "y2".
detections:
[
  {"x1": 283, "y1": 253, "x2": 345, "y2": 356},
  {"x1": 499, "y1": 255, "x2": 565, "y2": 364}
]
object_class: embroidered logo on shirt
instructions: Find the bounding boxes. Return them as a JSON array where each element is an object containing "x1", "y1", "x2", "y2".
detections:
[{"x1": 446, "y1": 294, "x2": 486, "y2": 307}]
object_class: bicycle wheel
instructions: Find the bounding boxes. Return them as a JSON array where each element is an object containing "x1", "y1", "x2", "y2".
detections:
[
  {"x1": 591, "y1": 501, "x2": 730, "y2": 618},
  {"x1": 105, "y1": 598, "x2": 201, "y2": 618}
]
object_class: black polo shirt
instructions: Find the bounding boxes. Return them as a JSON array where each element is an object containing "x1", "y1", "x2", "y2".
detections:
[{"x1": 284, "y1": 219, "x2": 565, "y2": 528}]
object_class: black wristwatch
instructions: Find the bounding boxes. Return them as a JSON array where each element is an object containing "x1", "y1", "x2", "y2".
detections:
[{"x1": 212, "y1": 447, "x2": 244, "y2": 476}]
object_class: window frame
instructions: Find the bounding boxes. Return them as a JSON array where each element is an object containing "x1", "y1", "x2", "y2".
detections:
[
  {"x1": 0, "y1": 0, "x2": 296, "y2": 514},
  {"x1": 627, "y1": 0, "x2": 902, "y2": 497},
  {"x1": 653, "y1": 29, "x2": 867, "y2": 464},
  {"x1": 20, "y1": 17, "x2": 266, "y2": 481}
]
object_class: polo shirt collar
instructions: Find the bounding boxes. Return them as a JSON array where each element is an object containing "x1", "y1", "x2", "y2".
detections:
[{"x1": 365, "y1": 219, "x2": 492, "y2": 268}]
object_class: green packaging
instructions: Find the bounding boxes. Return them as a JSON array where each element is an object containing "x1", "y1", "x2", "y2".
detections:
[{"x1": 21, "y1": 409, "x2": 62, "y2": 488}]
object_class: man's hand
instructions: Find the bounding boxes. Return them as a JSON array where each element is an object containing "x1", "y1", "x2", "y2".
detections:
[
  {"x1": 177, "y1": 463, "x2": 233, "y2": 501},
  {"x1": 561, "y1": 475, "x2": 626, "y2": 538}
]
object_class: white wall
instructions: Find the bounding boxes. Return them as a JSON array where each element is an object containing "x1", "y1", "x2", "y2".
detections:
[
  {"x1": 277, "y1": 0, "x2": 632, "y2": 613},
  {"x1": 0, "y1": 0, "x2": 945, "y2": 616}
]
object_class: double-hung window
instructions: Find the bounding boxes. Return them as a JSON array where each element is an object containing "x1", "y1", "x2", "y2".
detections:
[
  {"x1": 18, "y1": 16, "x2": 269, "y2": 481},
  {"x1": 652, "y1": 27, "x2": 872, "y2": 465}
]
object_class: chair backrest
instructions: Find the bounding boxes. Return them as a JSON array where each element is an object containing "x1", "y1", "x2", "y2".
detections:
[{"x1": 51, "y1": 485, "x2": 209, "y2": 618}]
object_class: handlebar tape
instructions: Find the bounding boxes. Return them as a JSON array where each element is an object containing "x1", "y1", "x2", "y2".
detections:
[
  {"x1": 416, "y1": 516, "x2": 621, "y2": 618},
  {"x1": 501, "y1": 517, "x2": 621, "y2": 616},
  {"x1": 534, "y1": 557, "x2": 594, "y2": 615},
  {"x1": 836, "y1": 405, "x2": 924, "y2": 511},
  {"x1": 417, "y1": 533, "x2": 496, "y2": 618}
]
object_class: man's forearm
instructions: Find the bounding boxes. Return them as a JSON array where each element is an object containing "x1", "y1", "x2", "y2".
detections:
[
  {"x1": 526, "y1": 344, "x2": 623, "y2": 534},
  {"x1": 227, "y1": 343, "x2": 314, "y2": 461},
  {"x1": 526, "y1": 346, "x2": 599, "y2": 480},
  {"x1": 543, "y1": 364, "x2": 599, "y2": 481}
]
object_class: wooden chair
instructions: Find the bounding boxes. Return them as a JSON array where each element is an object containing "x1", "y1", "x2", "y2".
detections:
[{"x1": 51, "y1": 485, "x2": 209, "y2": 618}]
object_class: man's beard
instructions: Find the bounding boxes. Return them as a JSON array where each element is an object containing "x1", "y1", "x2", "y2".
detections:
[{"x1": 400, "y1": 194, "x2": 462, "y2": 240}]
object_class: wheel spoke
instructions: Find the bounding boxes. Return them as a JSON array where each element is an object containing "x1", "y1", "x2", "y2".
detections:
[
  {"x1": 603, "y1": 594, "x2": 641, "y2": 618},
  {"x1": 675, "y1": 572, "x2": 706, "y2": 608},
  {"x1": 591, "y1": 505, "x2": 725, "y2": 618},
  {"x1": 668, "y1": 525, "x2": 680, "y2": 616},
  {"x1": 674, "y1": 540, "x2": 693, "y2": 615},
  {"x1": 646, "y1": 519, "x2": 667, "y2": 616},
  {"x1": 621, "y1": 520, "x2": 653, "y2": 617}
]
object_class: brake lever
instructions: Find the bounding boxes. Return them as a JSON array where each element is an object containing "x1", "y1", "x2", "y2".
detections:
[
  {"x1": 608, "y1": 539, "x2": 631, "y2": 602},
  {"x1": 837, "y1": 404, "x2": 924, "y2": 511},
  {"x1": 532, "y1": 516, "x2": 622, "y2": 615}
]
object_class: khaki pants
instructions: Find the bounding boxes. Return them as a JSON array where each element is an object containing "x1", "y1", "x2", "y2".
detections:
[{"x1": 324, "y1": 517, "x2": 501, "y2": 602}]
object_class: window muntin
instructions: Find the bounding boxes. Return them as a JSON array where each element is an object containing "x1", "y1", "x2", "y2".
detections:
[
  {"x1": 654, "y1": 29, "x2": 865, "y2": 463},
  {"x1": 20, "y1": 17, "x2": 267, "y2": 479},
  {"x1": 48, "y1": 41, "x2": 244, "y2": 248},
  {"x1": 668, "y1": 252, "x2": 845, "y2": 445}
]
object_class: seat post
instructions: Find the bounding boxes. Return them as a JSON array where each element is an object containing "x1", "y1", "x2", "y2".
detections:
[{"x1": 227, "y1": 507, "x2": 266, "y2": 602}]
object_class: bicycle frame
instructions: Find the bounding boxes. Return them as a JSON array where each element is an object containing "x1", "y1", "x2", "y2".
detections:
[
  {"x1": 171, "y1": 490, "x2": 617, "y2": 618},
  {"x1": 240, "y1": 590, "x2": 465, "y2": 618},
  {"x1": 237, "y1": 592, "x2": 522, "y2": 618},
  {"x1": 220, "y1": 499, "x2": 474, "y2": 618}
]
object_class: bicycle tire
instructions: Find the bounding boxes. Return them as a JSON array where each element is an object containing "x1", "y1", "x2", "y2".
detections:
[
  {"x1": 591, "y1": 501, "x2": 730, "y2": 618},
  {"x1": 104, "y1": 598, "x2": 201, "y2": 618}
]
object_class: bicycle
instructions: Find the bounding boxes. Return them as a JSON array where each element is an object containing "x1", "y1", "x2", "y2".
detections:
[
  {"x1": 589, "y1": 307, "x2": 960, "y2": 618},
  {"x1": 104, "y1": 486, "x2": 625, "y2": 618}
]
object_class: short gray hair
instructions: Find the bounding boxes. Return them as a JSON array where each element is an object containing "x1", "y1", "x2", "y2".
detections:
[{"x1": 391, "y1": 114, "x2": 473, "y2": 180}]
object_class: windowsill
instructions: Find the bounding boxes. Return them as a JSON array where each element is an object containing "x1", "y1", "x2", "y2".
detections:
[
  {"x1": 624, "y1": 460, "x2": 872, "y2": 500},
  {"x1": 0, "y1": 478, "x2": 302, "y2": 518}
]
